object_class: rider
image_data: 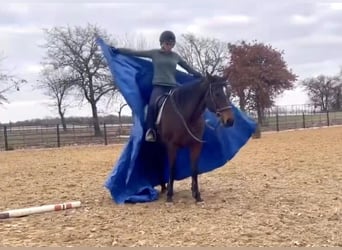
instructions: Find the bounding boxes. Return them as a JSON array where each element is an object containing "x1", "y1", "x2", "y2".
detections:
[{"x1": 115, "y1": 30, "x2": 203, "y2": 142}]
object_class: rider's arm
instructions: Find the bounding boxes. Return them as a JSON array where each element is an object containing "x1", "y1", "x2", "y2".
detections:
[
  {"x1": 116, "y1": 48, "x2": 155, "y2": 58},
  {"x1": 177, "y1": 56, "x2": 203, "y2": 77}
]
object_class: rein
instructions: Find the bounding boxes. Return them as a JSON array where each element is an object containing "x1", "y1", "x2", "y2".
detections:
[
  {"x1": 168, "y1": 81, "x2": 232, "y2": 143},
  {"x1": 169, "y1": 89, "x2": 206, "y2": 143}
]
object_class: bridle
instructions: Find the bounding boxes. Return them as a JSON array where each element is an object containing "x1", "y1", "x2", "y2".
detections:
[{"x1": 208, "y1": 82, "x2": 233, "y2": 117}]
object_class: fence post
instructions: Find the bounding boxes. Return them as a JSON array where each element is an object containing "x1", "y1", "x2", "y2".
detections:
[
  {"x1": 4, "y1": 126, "x2": 9, "y2": 151},
  {"x1": 276, "y1": 111, "x2": 279, "y2": 132},
  {"x1": 326, "y1": 110, "x2": 330, "y2": 126},
  {"x1": 302, "y1": 112, "x2": 306, "y2": 128},
  {"x1": 104, "y1": 123, "x2": 108, "y2": 145},
  {"x1": 56, "y1": 124, "x2": 60, "y2": 147}
]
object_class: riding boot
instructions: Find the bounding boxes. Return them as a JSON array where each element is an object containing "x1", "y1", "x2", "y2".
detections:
[
  {"x1": 144, "y1": 85, "x2": 172, "y2": 142},
  {"x1": 145, "y1": 100, "x2": 157, "y2": 142},
  {"x1": 145, "y1": 128, "x2": 156, "y2": 142}
]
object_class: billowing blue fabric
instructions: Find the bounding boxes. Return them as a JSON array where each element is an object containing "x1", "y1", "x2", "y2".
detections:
[{"x1": 97, "y1": 37, "x2": 257, "y2": 204}]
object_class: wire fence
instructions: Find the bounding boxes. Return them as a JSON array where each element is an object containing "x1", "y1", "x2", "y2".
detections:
[
  {"x1": 1, "y1": 104, "x2": 342, "y2": 151},
  {"x1": 254, "y1": 108, "x2": 342, "y2": 131},
  {"x1": 0, "y1": 123, "x2": 132, "y2": 151}
]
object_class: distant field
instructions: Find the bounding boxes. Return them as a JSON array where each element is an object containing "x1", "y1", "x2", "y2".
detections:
[
  {"x1": 1, "y1": 111, "x2": 342, "y2": 151},
  {"x1": 259, "y1": 111, "x2": 342, "y2": 131},
  {"x1": 0, "y1": 124, "x2": 132, "y2": 150}
]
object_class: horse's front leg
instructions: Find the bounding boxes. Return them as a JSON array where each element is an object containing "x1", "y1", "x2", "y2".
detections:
[
  {"x1": 190, "y1": 142, "x2": 203, "y2": 202},
  {"x1": 166, "y1": 144, "x2": 177, "y2": 203}
]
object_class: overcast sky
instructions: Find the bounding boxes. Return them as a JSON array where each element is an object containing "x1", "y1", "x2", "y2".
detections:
[{"x1": 1, "y1": 0, "x2": 342, "y2": 123}]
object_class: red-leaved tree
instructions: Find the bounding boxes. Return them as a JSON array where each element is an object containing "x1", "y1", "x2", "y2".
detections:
[{"x1": 224, "y1": 40, "x2": 297, "y2": 124}]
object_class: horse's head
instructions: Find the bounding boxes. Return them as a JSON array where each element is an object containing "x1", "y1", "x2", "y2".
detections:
[{"x1": 204, "y1": 72, "x2": 234, "y2": 127}]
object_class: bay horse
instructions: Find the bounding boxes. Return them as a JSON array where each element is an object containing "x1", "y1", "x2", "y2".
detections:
[{"x1": 154, "y1": 72, "x2": 235, "y2": 203}]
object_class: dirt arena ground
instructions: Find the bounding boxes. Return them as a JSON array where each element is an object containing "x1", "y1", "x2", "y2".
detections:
[{"x1": 0, "y1": 126, "x2": 341, "y2": 247}]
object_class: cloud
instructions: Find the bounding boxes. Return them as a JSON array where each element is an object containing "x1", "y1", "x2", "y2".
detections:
[
  {"x1": 324, "y1": 2, "x2": 342, "y2": 10},
  {"x1": 3, "y1": 99, "x2": 52, "y2": 107},
  {"x1": 192, "y1": 14, "x2": 253, "y2": 31},
  {"x1": 290, "y1": 15, "x2": 317, "y2": 25},
  {"x1": 0, "y1": 25, "x2": 42, "y2": 34},
  {"x1": 6, "y1": 3, "x2": 30, "y2": 14},
  {"x1": 292, "y1": 60, "x2": 342, "y2": 79},
  {"x1": 24, "y1": 64, "x2": 44, "y2": 74},
  {"x1": 1, "y1": 0, "x2": 342, "y2": 122},
  {"x1": 275, "y1": 34, "x2": 342, "y2": 68}
]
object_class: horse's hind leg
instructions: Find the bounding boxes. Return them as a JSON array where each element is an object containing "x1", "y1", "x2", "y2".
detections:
[
  {"x1": 160, "y1": 183, "x2": 167, "y2": 193},
  {"x1": 166, "y1": 144, "x2": 177, "y2": 203},
  {"x1": 190, "y1": 143, "x2": 203, "y2": 202},
  {"x1": 156, "y1": 143, "x2": 167, "y2": 194}
]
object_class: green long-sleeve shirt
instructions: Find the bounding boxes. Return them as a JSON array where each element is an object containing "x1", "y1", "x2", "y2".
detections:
[{"x1": 117, "y1": 48, "x2": 201, "y2": 87}]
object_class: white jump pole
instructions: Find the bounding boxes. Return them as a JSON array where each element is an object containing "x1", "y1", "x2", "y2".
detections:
[{"x1": 0, "y1": 201, "x2": 81, "y2": 219}]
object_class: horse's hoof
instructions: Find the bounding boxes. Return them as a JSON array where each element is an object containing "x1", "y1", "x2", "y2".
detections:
[
  {"x1": 166, "y1": 201, "x2": 173, "y2": 206},
  {"x1": 196, "y1": 200, "x2": 205, "y2": 207},
  {"x1": 196, "y1": 198, "x2": 204, "y2": 203},
  {"x1": 193, "y1": 191, "x2": 202, "y2": 201},
  {"x1": 166, "y1": 197, "x2": 173, "y2": 203},
  {"x1": 195, "y1": 193, "x2": 203, "y2": 202}
]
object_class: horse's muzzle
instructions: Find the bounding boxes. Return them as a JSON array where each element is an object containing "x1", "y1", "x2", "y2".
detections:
[
  {"x1": 221, "y1": 117, "x2": 234, "y2": 127},
  {"x1": 224, "y1": 118, "x2": 234, "y2": 127},
  {"x1": 216, "y1": 107, "x2": 234, "y2": 127}
]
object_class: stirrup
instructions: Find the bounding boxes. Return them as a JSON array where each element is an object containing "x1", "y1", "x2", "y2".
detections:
[{"x1": 145, "y1": 129, "x2": 156, "y2": 142}]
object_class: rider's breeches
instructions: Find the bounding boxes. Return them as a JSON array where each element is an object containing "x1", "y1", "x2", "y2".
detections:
[{"x1": 146, "y1": 85, "x2": 174, "y2": 130}]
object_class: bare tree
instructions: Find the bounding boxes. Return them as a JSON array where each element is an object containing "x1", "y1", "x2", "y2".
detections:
[
  {"x1": 175, "y1": 33, "x2": 229, "y2": 75},
  {"x1": 301, "y1": 74, "x2": 340, "y2": 111},
  {"x1": 40, "y1": 24, "x2": 117, "y2": 136},
  {"x1": 37, "y1": 66, "x2": 76, "y2": 131},
  {"x1": 117, "y1": 32, "x2": 153, "y2": 50},
  {"x1": 117, "y1": 101, "x2": 128, "y2": 136},
  {"x1": 0, "y1": 54, "x2": 26, "y2": 105},
  {"x1": 331, "y1": 69, "x2": 342, "y2": 110},
  {"x1": 101, "y1": 31, "x2": 149, "y2": 118},
  {"x1": 331, "y1": 82, "x2": 342, "y2": 110}
]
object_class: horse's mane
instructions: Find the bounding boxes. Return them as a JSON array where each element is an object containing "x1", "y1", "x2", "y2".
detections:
[
  {"x1": 172, "y1": 75, "x2": 227, "y2": 107},
  {"x1": 173, "y1": 78, "x2": 206, "y2": 107}
]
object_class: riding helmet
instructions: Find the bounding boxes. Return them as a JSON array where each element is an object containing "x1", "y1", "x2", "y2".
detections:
[{"x1": 159, "y1": 30, "x2": 176, "y2": 44}]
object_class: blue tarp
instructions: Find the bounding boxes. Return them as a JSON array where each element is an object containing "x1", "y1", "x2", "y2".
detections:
[{"x1": 96, "y1": 37, "x2": 257, "y2": 204}]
